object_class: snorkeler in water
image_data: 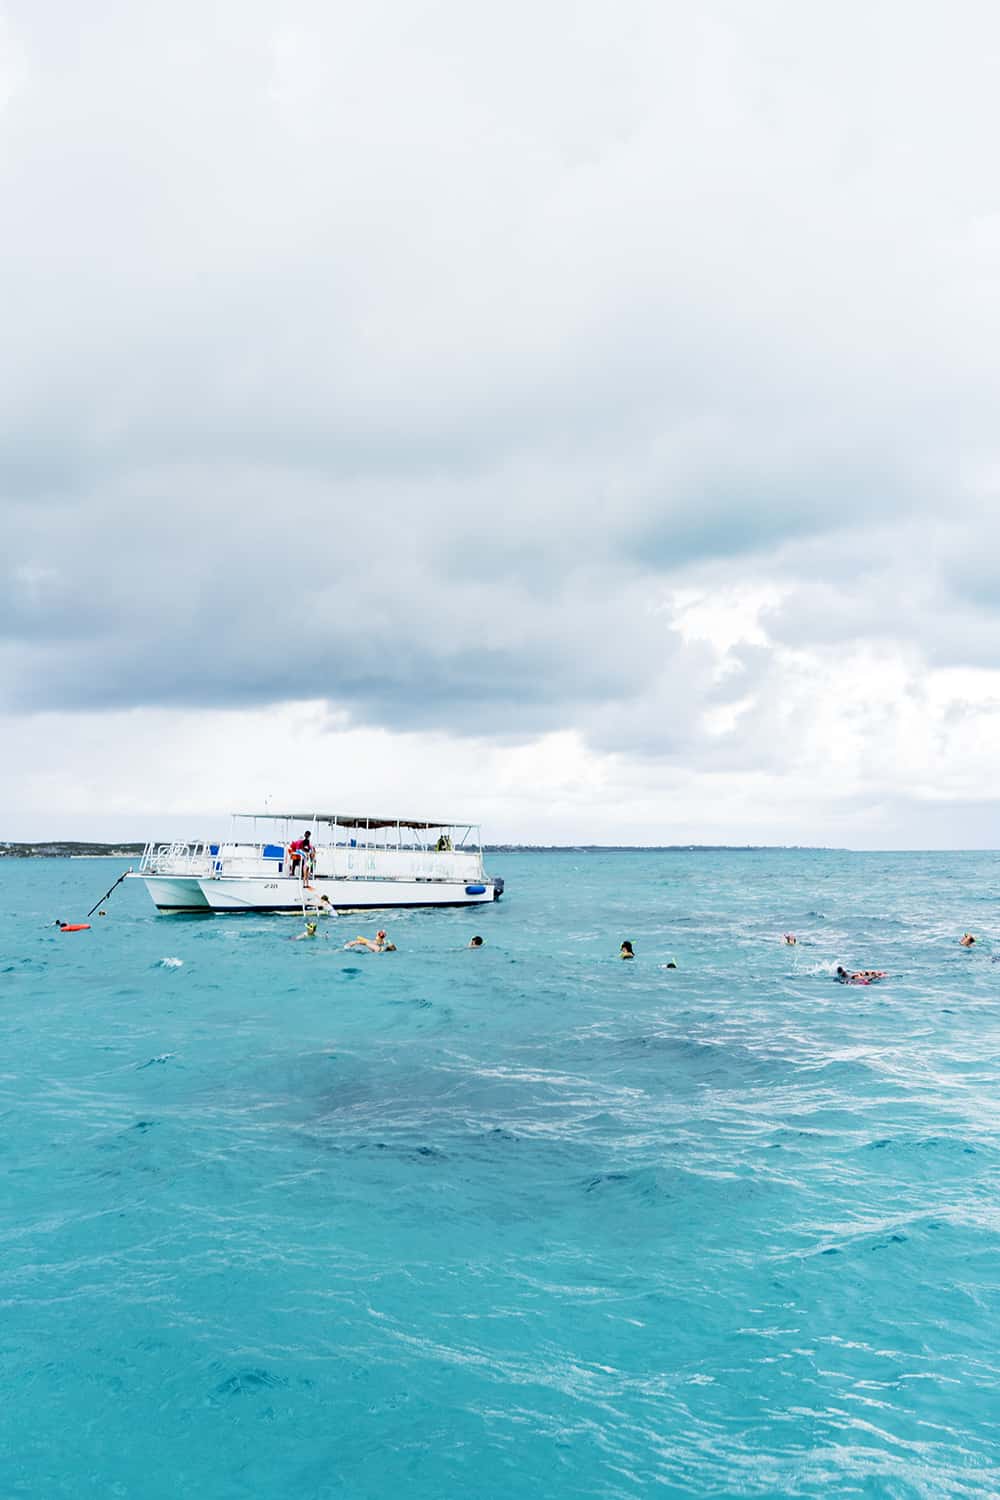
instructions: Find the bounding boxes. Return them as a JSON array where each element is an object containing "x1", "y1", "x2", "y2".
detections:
[
  {"x1": 291, "y1": 920, "x2": 319, "y2": 941},
  {"x1": 344, "y1": 929, "x2": 396, "y2": 952},
  {"x1": 836, "y1": 965, "x2": 886, "y2": 984},
  {"x1": 620, "y1": 940, "x2": 634, "y2": 959}
]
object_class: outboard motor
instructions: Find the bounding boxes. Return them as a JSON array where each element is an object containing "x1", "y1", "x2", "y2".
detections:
[{"x1": 492, "y1": 875, "x2": 505, "y2": 900}]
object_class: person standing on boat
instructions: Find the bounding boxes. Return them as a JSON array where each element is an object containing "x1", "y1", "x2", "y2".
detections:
[{"x1": 288, "y1": 830, "x2": 313, "y2": 879}]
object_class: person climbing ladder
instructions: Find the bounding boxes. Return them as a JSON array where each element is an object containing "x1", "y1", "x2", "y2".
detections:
[{"x1": 287, "y1": 830, "x2": 314, "y2": 886}]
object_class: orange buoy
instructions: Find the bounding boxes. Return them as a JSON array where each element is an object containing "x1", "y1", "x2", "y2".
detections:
[{"x1": 59, "y1": 923, "x2": 91, "y2": 932}]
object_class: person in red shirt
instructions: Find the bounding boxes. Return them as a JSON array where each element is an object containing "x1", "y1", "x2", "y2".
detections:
[{"x1": 287, "y1": 830, "x2": 313, "y2": 879}]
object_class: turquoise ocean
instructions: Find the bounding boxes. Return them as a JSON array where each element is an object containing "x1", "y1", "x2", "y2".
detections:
[{"x1": 2, "y1": 849, "x2": 998, "y2": 1498}]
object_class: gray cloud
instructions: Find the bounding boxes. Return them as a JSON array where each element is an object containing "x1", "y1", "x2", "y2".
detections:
[{"x1": 3, "y1": 0, "x2": 1000, "y2": 785}]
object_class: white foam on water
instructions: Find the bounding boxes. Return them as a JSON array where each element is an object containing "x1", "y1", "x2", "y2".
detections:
[{"x1": 158, "y1": 956, "x2": 184, "y2": 968}]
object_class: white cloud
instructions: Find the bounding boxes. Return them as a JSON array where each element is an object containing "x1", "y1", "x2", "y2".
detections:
[{"x1": 2, "y1": 1, "x2": 1000, "y2": 844}]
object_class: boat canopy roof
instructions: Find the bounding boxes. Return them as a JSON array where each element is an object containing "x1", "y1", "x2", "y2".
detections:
[{"x1": 234, "y1": 812, "x2": 469, "y2": 831}]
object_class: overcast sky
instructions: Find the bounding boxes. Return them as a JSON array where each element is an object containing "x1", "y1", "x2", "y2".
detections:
[{"x1": 3, "y1": 1, "x2": 1000, "y2": 846}]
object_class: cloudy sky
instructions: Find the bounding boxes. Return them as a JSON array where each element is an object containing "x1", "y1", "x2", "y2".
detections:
[{"x1": 3, "y1": 1, "x2": 1000, "y2": 846}]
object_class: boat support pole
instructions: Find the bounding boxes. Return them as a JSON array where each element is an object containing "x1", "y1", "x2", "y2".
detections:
[{"x1": 86, "y1": 868, "x2": 132, "y2": 919}]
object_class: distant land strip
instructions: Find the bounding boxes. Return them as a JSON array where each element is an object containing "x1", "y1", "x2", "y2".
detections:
[
  {"x1": 1, "y1": 841, "x2": 837, "y2": 858},
  {"x1": 0, "y1": 843, "x2": 147, "y2": 858}
]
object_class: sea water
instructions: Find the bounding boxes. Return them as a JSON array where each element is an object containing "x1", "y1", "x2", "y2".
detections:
[{"x1": 1, "y1": 850, "x2": 998, "y2": 1498}]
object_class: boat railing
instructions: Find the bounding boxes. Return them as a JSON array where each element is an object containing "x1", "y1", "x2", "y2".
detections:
[
  {"x1": 139, "y1": 840, "x2": 215, "y2": 876},
  {"x1": 138, "y1": 837, "x2": 486, "y2": 882}
]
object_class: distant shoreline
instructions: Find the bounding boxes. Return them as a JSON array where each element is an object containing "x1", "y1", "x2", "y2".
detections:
[
  {"x1": 2, "y1": 841, "x2": 841, "y2": 858},
  {"x1": 0, "y1": 844, "x2": 145, "y2": 859},
  {"x1": 483, "y1": 844, "x2": 841, "y2": 854}
]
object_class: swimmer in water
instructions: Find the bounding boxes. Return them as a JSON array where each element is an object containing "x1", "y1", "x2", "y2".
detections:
[
  {"x1": 468, "y1": 935, "x2": 484, "y2": 948},
  {"x1": 665, "y1": 959, "x2": 677, "y2": 969},
  {"x1": 620, "y1": 940, "x2": 634, "y2": 960},
  {"x1": 960, "y1": 933, "x2": 976, "y2": 947},
  {"x1": 291, "y1": 920, "x2": 319, "y2": 941},
  {"x1": 837, "y1": 965, "x2": 886, "y2": 983},
  {"x1": 345, "y1": 929, "x2": 396, "y2": 952},
  {"x1": 784, "y1": 933, "x2": 797, "y2": 945}
]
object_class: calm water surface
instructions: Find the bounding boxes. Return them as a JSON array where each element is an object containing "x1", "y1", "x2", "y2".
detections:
[{"x1": 1, "y1": 851, "x2": 998, "y2": 1497}]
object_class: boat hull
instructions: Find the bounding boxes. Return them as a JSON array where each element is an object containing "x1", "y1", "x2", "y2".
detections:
[
  {"x1": 136, "y1": 874, "x2": 498, "y2": 913},
  {"x1": 142, "y1": 876, "x2": 212, "y2": 913}
]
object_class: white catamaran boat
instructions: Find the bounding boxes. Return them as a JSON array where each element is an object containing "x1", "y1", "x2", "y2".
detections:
[{"x1": 131, "y1": 812, "x2": 505, "y2": 914}]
